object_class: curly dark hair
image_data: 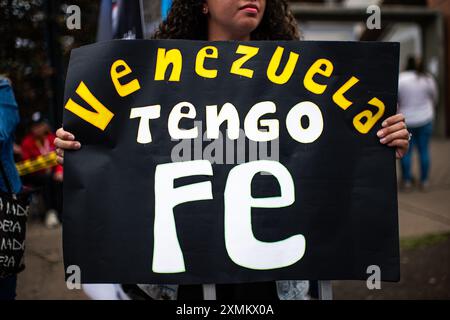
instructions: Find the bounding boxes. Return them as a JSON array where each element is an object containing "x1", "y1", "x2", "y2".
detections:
[{"x1": 152, "y1": 0, "x2": 300, "y2": 41}]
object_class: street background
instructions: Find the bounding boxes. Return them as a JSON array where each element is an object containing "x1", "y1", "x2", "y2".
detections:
[{"x1": 1, "y1": 0, "x2": 449, "y2": 299}]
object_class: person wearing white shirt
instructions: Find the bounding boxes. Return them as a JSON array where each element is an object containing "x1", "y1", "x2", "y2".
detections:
[{"x1": 398, "y1": 56, "x2": 438, "y2": 191}]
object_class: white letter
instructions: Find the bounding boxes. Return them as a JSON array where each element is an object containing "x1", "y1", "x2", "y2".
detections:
[
  {"x1": 286, "y1": 101, "x2": 323, "y2": 144},
  {"x1": 130, "y1": 105, "x2": 161, "y2": 144},
  {"x1": 206, "y1": 103, "x2": 240, "y2": 140},
  {"x1": 168, "y1": 102, "x2": 198, "y2": 139},
  {"x1": 203, "y1": 131, "x2": 224, "y2": 164},
  {"x1": 171, "y1": 139, "x2": 192, "y2": 162},
  {"x1": 366, "y1": 265, "x2": 381, "y2": 289},
  {"x1": 66, "y1": 265, "x2": 81, "y2": 290},
  {"x1": 224, "y1": 160, "x2": 305, "y2": 270},
  {"x1": 366, "y1": 5, "x2": 381, "y2": 30},
  {"x1": 244, "y1": 101, "x2": 279, "y2": 142},
  {"x1": 66, "y1": 5, "x2": 81, "y2": 30},
  {"x1": 153, "y1": 160, "x2": 213, "y2": 273}
]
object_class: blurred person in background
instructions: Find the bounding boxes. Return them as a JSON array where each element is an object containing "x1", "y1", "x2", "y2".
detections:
[
  {"x1": 398, "y1": 56, "x2": 438, "y2": 192},
  {"x1": 0, "y1": 75, "x2": 22, "y2": 300},
  {"x1": 21, "y1": 112, "x2": 63, "y2": 228}
]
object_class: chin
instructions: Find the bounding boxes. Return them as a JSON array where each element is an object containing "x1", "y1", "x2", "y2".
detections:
[{"x1": 235, "y1": 20, "x2": 260, "y2": 36}]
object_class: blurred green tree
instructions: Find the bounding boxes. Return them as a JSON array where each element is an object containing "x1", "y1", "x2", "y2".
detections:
[{"x1": 0, "y1": 0, "x2": 99, "y2": 139}]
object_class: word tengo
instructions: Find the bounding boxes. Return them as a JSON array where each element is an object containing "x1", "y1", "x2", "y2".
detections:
[{"x1": 131, "y1": 100, "x2": 324, "y2": 145}]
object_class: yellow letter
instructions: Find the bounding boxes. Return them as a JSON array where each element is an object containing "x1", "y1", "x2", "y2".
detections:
[
  {"x1": 332, "y1": 76, "x2": 360, "y2": 110},
  {"x1": 196, "y1": 46, "x2": 218, "y2": 78},
  {"x1": 353, "y1": 97, "x2": 385, "y2": 134},
  {"x1": 110, "y1": 59, "x2": 141, "y2": 97},
  {"x1": 303, "y1": 58, "x2": 334, "y2": 94},
  {"x1": 64, "y1": 82, "x2": 114, "y2": 131},
  {"x1": 267, "y1": 46, "x2": 299, "y2": 85},
  {"x1": 230, "y1": 45, "x2": 259, "y2": 78},
  {"x1": 154, "y1": 48, "x2": 182, "y2": 81}
]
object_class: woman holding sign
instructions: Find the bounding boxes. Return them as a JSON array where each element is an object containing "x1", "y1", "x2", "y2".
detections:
[{"x1": 55, "y1": 0, "x2": 410, "y2": 300}]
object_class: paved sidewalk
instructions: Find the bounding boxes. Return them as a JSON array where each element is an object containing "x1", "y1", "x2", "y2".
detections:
[
  {"x1": 15, "y1": 139, "x2": 450, "y2": 299},
  {"x1": 16, "y1": 224, "x2": 87, "y2": 300},
  {"x1": 397, "y1": 139, "x2": 450, "y2": 237}
]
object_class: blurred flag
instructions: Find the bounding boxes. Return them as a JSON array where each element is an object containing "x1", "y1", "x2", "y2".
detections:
[
  {"x1": 161, "y1": 0, "x2": 172, "y2": 20},
  {"x1": 97, "y1": 0, "x2": 145, "y2": 42}
]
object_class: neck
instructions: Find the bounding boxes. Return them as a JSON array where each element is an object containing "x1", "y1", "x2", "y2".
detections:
[{"x1": 208, "y1": 22, "x2": 250, "y2": 41}]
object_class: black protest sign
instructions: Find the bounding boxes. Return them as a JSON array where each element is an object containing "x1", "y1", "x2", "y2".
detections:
[{"x1": 62, "y1": 40, "x2": 400, "y2": 284}]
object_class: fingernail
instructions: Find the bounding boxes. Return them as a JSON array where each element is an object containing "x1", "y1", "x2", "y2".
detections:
[
  {"x1": 380, "y1": 138, "x2": 386, "y2": 144},
  {"x1": 377, "y1": 130, "x2": 383, "y2": 137},
  {"x1": 69, "y1": 134, "x2": 75, "y2": 140},
  {"x1": 74, "y1": 142, "x2": 81, "y2": 149},
  {"x1": 382, "y1": 121, "x2": 387, "y2": 127}
]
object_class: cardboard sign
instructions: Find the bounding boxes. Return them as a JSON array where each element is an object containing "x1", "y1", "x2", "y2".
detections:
[{"x1": 63, "y1": 40, "x2": 400, "y2": 284}]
